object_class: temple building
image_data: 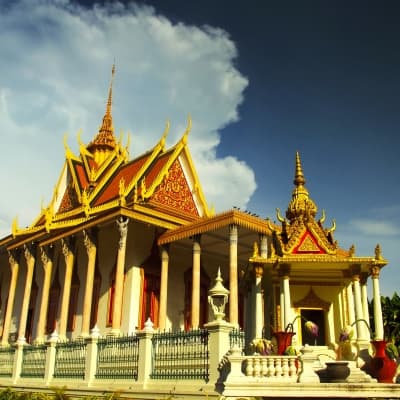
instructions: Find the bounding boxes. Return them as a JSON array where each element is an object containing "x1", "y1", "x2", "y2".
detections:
[{"x1": 0, "y1": 67, "x2": 396, "y2": 399}]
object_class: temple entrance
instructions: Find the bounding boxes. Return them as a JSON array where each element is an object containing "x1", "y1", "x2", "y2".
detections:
[{"x1": 300, "y1": 309, "x2": 325, "y2": 345}]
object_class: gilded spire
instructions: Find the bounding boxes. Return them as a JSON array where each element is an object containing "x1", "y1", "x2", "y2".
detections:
[
  {"x1": 87, "y1": 65, "x2": 117, "y2": 160},
  {"x1": 286, "y1": 151, "x2": 317, "y2": 222},
  {"x1": 294, "y1": 151, "x2": 306, "y2": 187}
]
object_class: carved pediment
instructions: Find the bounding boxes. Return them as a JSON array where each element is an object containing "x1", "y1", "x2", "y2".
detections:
[{"x1": 294, "y1": 288, "x2": 330, "y2": 311}]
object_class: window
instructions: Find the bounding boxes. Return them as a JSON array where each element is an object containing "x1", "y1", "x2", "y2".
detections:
[{"x1": 140, "y1": 272, "x2": 160, "y2": 329}]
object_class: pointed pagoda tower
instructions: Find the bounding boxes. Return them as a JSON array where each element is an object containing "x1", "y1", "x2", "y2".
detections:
[
  {"x1": 250, "y1": 152, "x2": 387, "y2": 349},
  {"x1": 0, "y1": 66, "x2": 211, "y2": 343}
]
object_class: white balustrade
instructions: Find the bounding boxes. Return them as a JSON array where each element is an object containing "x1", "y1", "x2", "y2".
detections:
[{"x1": 243, "y1": 356, "x2": 299, "y2": 381}]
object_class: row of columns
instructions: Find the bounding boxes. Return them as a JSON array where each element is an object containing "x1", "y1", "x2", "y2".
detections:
[
  {"x1": 1, "y1": 217, "x2": 129, "y2": 346},
  {"x1": 349, "y1": 265, "x2": 384, "y2": 340},
  {"x1": 272, "y1": 263, "x2": 384, "y2": 344},
  {"x1": 158, "y1": 224, "x2": 240, "y2": 331},
  {"x1": 3, "y1": 220, "x2": 244, "y2": 342}
]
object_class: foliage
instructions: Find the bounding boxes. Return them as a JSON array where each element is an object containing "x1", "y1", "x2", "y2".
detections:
[
  {"x1": 0, "y1": 388, "x2": 124, "y2": 400},
  {"x1": 249, "y1": 338, "x2": 273, "y2": 355},
  {"x1": 381, "y1": 292, "x2": 400, "y2": 346},
  {"x1": 369, "y1": 292, "x2": 400, "y2": 360}
]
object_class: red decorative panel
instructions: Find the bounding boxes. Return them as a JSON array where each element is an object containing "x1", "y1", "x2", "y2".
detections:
[
  {"x1": 58, "y1": 181, "x2": 79, "y2": 214},
  {"x1": 151, "y1": 159, "x2": 199, "y2": 217},
  {"x1": 292, "y1": 231, "x2": 326, "y2": 254}
]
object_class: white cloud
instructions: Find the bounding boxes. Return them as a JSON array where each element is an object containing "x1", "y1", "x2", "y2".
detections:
[
  {"x1": 0, "y1": 0, "x2": 252, "y2": 232},
  {"x1": 349, "y1": 219, "x2": 400, "y2": 236}
]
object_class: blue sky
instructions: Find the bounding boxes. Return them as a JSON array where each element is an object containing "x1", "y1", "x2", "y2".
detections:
[{"x1": 0, "y1": 0, "x2": 399, "y2": 295}]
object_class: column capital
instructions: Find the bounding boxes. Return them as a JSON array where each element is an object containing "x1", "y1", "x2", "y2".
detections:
[
  {"x1": 360, "y1": 272, "x2": 369, "y2": 285},
  {"x1": 160, "y1": 245, "x2": 169, "y2": 261},
  {"x1": 83, "y1": 229, "x2": 97, "y2": 254},
  {"x1": 192, "y1": 234, "x2": 201, "y2": 252},
  {"x1": 61, "y1": 237, "x2": 75, "y2": 261},
  {"x1": 8, "y1": 250, "x2": 20, "y2": 268},
  {"x1": 116, "y1": 216, "x2": 129, "y2": 250},
  {"x1": 349, "y1": 264, "x2": 361, "y2": 280},
  {"x1": 40, "y1": 245, "x2": 54, "y2": 266},
  {"x1": 370, "y1": 265, "x2": 381, "y2": 278},
  {"x1": 229, "y1": 224, "x2": 238, "y2": 236},
  {"x1": 278, "y1": 263, "x2": 290, "y2": 278},
  {"x1": 253, "y1": 263, "x2": 264, "y2": 279},
  {"x1": 23, "y1": 243, "x2": 36, "y2": 263}
]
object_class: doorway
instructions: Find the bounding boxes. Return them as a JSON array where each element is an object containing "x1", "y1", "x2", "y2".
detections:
[{"x1": 300, "y1": 309, "x2": 325, "y2": 345}]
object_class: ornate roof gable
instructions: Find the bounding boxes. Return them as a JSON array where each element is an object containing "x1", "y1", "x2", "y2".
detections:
[
  {"x1": 271, "y1": 152, "x2": 338, "y2": 256},
  {"x1": 139, "y1": 118, "x2": 209, "y2": 219},
  {"x1": 9, "y1": 68, "x2": 209, "y2": 238}
]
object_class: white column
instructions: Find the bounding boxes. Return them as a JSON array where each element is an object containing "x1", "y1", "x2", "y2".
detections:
[
  {"x1": 260, "y1": 234, "x2": 272, "y2": 337},
  {"x1": 58, "y1": 237, "x2": 75, "y2": 339},
  {"x1": 2, "y1": 251, "x2": 20, "y2": 346},
  {"x1": 229, "y1": 225, "x2": 238, "y2": 326},
  {"x1": 111, "y1": 217, "x2": 128, "y2": 334},
  {"x1": 279, "y1": 279, "x2": 285, "y2": 331},
  {"x1": 158, "y1": 245, "x2": 169, "y2": 331},
  {"x1": 17, "y1": 244, "x2": 36, "y2": 343},
  {"x1": 370, "y1": 266, "x2": 384, "y2": 340},
  {"x1": 280, "y1": 265, "x2": 292, "y2": 329},
  {"x1": 36, "y1": 246, "x2": 54, "y2": 343},
  {"x1": 351, "y1": 269, "x2": 366, "y2": 340},
  {"x1": 346, "y1": 282, "x2": 356, "y2": 338},
  {"x1": 253, "y1": 264, "x2": 264, "y2": 339},
  {"x1": 81, "y1": 229, "x2": 97, "y2": 337},
  {"x1": 191, "y1": 235, "x2": 201, "y2": 329},
  {"x1": 361, "y1": 273, "x2": 371, "y2": 340}
]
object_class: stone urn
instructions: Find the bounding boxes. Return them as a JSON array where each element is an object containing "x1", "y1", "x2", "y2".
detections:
[{"x1": 325, "y1": 361, "x2": 350, "y2": 383}]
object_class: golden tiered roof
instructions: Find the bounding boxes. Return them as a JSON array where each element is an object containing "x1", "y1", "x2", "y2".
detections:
[
  {"x1": 2, "y1": 67, "x2": 209, "y2": 248},
  {"x1": 286, "y1": 151, "x2": 317, "y2": 222},
  {"x1": 270, "y1": 152, "x2": 337, "y2": 256},
  {"x1": 263, "y1": 152, "x2": 387, "y2": 273},
  {"x1": 87, "y1": 64, "x2": 117, "y2": 161}
]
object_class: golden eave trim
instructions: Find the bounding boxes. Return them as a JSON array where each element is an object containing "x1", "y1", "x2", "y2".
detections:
[
  {"x1": 144, "y1": 142, "x2": 184, "y2": 199},
  {"x1": 158, "y1": 209, "x2": 272, "y2": 245},
  {"x1": 181, "y1": 146, "x2": 209, "y2": 217},
  {"x1": 123, "y1": 143, "x2": 164, "y2": 198},
  {"x1": 266, "y1": 255, "x2": 387, "y2": 266},
  {"x1": 132, "y1": 203, "x2": 190, "y2": 226}
]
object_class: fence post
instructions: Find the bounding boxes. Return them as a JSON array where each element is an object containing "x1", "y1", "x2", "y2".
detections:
[
  {"x1": 297, "y1": 345, "x2": 319, "y2": 383},
  {"x1": 204, "y1": 320, "x2": 233, "y2": 385},
  {"x1": 85, "y1": 326, "x2": 100, "y2": 384},
  {"x1": 44, "y1": 331, "x2": 59, "y2": 385},
  {"x1": 12, "y1": 342, "x2": 23, "y2": 383},
  {"x1": 136, "y1": 318, "x2": 154, "y2": 385}
]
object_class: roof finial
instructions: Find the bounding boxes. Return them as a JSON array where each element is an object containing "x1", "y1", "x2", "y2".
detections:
[
  {"x1": 294, "y1": 151, "x2": 306, "y2": 187},
  {"x1": 106, "y1": 63, "x2": 115, "y2": 120},
  {"x1": 87, "y1": 64, "x2": 117, "y2": 157},
  {"x1": 285, "y1": 151, "x2": 317, "y2": 222}
]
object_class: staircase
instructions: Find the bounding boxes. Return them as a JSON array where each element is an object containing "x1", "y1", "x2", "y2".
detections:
[{"x1": 313, "y1": 346, "x2": 376, "y2": 383}]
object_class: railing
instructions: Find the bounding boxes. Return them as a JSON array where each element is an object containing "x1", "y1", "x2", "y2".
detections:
[
  {"x1": 229, "y1": 328, "x2": 245, "y2": 353},
  {"x1": 244, "y1": 355, "x2": 299, "y2": 381},
  {"x1": 53, "y1": 339, "x2": 87, "y2": 379},
  {"x1": 21, "y1": 344, "x2": 47, "y2": 378},
  {"x1": 0, "y1": 346, "x2": 15, "y2": 377},
  {"x1": 96, "y1": 334, "x2": 139, "y2": 380},
  {"x1": 151, "y1": 329, "x2": 209, "y2": 381}
]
